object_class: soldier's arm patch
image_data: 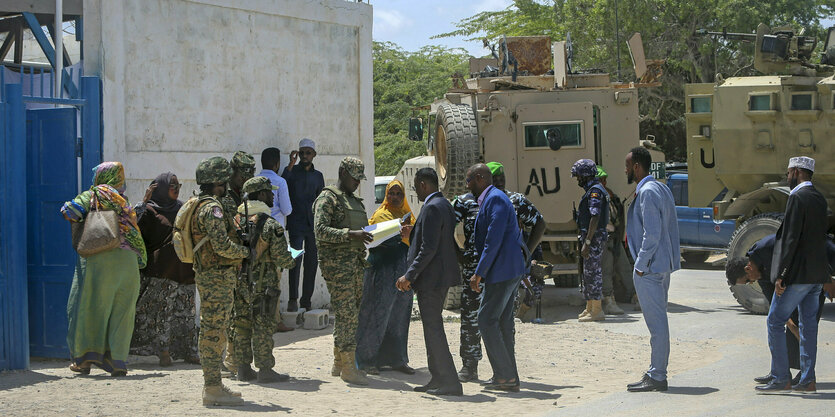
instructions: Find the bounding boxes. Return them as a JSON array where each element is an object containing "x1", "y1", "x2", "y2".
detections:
[
  {"x1": 212, "y1": 206, "x2": 224, "y2": 218},
  {"x1": 590, "y1": 192, "x2": 600, "y2": 198}
]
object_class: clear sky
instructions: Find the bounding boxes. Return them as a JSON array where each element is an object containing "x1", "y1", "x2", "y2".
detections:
[{"x1": 371, "y1": 0, "x2": 514, "y2": 56}]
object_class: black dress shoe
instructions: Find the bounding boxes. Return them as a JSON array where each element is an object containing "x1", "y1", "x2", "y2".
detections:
[
  {"x1": 754, "y1": 380, "x2": 791, "y2": 393},
  {"x1": 393, "y1": 364, "x2": 416, "y2": 375},
  {"x1": 483, "y1": 381, "x2": 520, "y2": 392},
  {"x1": 627, "y1": 376, "x2": 667, "y2": 392},
  {"x1": 627, "y1": 374, "x2": 650, "y2": 388},
  {"x1": 753, "y1": 374, "x2": 773, "y2": 384},
  {"x1": 480, "y1": 378, "x2": 495, "y2": 386},
  {"x1": 414, "y1": 381, "x2": 440, "y2": 392},
  {"x1": 791, "y1": 372, "x2": 802, "y2": 386},
  {"x1": 426, "y1": 385, "x2": 463, "y2": 396}
]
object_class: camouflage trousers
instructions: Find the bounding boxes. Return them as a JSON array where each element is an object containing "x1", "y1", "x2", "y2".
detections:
[
  {"x1": 602, "y1": 236, "x2": 635, "y2": 299},
  {"x1": 581, "y1": 231, "x2": 608, "y2": 300},
  {"x1": 459, "y1": 266, "x2": 483, "y2": 365},
  {"x1": 321, "y1": 255, "x2": 365, "y2": 352},
  {"x1": 195, "y1": 267, "x2": 237, "y2": 386},
  {"x1": 233, "y1": 293, "x2": 278, "y2": 370}
]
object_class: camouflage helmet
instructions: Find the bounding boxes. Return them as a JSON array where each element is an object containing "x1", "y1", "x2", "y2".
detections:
[
  {"x1": 230, "y1": 151, "x2": 256, "y2": 171},
  {"x1": 196, "y1": 156, "x2": 232, "y2": 185},
  {"x1": 340, "y1": 156, "x2": 366, "y2": 181},
  {"x1": 242, "y1": 176, "x2": 277, "y2": 195},
  {"x1": 570, "y1": 159, "x2": 597, "y2": 179}
]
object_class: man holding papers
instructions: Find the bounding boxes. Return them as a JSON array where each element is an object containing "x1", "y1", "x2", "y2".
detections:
[{"x1": 396, "y1": 168, "x2": 462, "y2": 396}]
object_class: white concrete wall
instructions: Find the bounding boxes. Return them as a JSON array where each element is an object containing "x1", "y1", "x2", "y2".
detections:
[{"x1": 83, "y1": 0, "x2": 373, "y2": 309}]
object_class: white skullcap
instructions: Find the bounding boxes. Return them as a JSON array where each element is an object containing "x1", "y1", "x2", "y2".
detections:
[
  {"x1": 299, "y1": 138, "x2": 316, "y2": 151},
  {"x1": 788, "y1": 156, "x2": 815, "y2": 172}
]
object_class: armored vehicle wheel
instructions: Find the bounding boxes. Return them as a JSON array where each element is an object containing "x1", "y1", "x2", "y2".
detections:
[
  {"x1": 682, "y1": 251, "x2": 710, "y2": 264},
  {"x1": 434, "y1": 103, "x2": 479, "y2": 196},
  {"x1": 444, "y1": 284, "x2": 462, "y2": 310},
  {"x1": 726, "y1": 213, "x2": 783, "y2": 315}
]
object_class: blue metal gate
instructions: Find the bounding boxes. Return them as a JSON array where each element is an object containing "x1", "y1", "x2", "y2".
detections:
[{"x1": 0, "y1": 66, "x2": 101, "y2": 369}]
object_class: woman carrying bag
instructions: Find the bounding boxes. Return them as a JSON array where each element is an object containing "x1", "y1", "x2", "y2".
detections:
[{"x1": 61, "y1": 162, "x2": 147, "y2": 376}]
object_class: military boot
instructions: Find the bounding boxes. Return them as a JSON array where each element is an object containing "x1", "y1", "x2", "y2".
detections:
[
  {"x1": 579, "y1": 300, "x2": 605, "y2": 322},
  {"x1": 602, "y1": 296, "x2": 625, "y2": 315},
  {"x1": 578, "y1": 300, "x2": 592, "y2": 319},
  {"x1": 202, "y1": 384, "x2": 244, "y2": 406},
  {"x1": 339, "y1": 351, "x2": 370, "y2": 385},
  {"x1": 331, "y1": 346, "x2": 342, "y2": 377},
  {"x1": 458, "y1": 360, "x2": 478, "y2": 382},
  {"x1": 257, "y1": 368, "x2": 290, "y2": 383},
  {"x1": 237, "y1": 364, "x2": 257, "y2": 381}
]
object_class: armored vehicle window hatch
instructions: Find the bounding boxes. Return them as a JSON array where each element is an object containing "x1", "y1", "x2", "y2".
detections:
[
  {"x1": 691, "y1": 96, "x2": 712, "y2": 113},
  {"x1": 523, "y1": 121, "x2": 583, "y2": 149},
  {"x1": 749, "y1": 94, "x2": 773, "y2": 111},
  {"x1": 789, "y1": 92, "x2": 813, "y2": 110}
]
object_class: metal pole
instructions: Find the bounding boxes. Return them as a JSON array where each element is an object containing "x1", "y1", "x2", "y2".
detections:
[
  {"x1": 54, "y1": 0, "x2": 63, "y2": 99},
  {"x1": 614, "y1": 0, "x2": 621, "y2": 81}
]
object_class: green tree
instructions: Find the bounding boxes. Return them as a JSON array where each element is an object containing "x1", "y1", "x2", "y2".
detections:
[
  {"x1": 373, "y1": 42, "x2": 469, "y2": 175},
  {"x1": 437, "y1": 0, "x2": 835, "y2": 161}
]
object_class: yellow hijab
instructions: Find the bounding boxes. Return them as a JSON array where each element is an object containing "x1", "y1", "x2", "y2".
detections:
[{"x1": 370, "y1": 179, "x2": 415, "y2": 245}]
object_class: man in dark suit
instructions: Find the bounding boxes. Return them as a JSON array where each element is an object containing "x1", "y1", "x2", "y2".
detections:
[
  {"x1": 396, "y1": 168, "x2": 462, "y2": 396},
  {"x1": 756, "y1": 156, "x2": 829, "y2": 393},
  {"x1": 466, "y1": 163, "x2": 527, "y2": 392}
]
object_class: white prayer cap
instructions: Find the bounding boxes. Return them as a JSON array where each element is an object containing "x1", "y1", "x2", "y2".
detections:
[
  {"x1": 299, "y1": 138, "x2": 316, "y2": 151},
  {"x1": 788, "y1": 156, "x2": 815, "y2": 172}
]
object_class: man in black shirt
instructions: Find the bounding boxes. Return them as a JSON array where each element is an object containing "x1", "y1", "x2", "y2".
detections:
[
  {"x1": 726, "y1": 234, "x2": 834, "y2": 387},
  {"x1": 282, "y1": 138, "x2": 325, "y2": 311}
]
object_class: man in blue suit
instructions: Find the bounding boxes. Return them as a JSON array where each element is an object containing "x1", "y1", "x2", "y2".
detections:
[
  {"x1": 624, "y1": 147, "x2": 680, "y2": 392},
  {"x1": 466, "y1": 163, "x2": 527, "y2": 392}
]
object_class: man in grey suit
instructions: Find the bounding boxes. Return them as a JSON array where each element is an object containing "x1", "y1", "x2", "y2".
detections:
[
  {"x1": 396, "y1": 168, "x2": 463, "y2": 396},
  {"x1": 624, "y1": 146, "x2": 680, "y2": 392}
]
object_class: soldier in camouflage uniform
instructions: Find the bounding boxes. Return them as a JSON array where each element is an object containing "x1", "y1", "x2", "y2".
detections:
[
  {"x1": 191, "y1": 157, "x2": 250, "y2": 406},
  {"x1": 597, "y1": 166, "x2": 635, "y2": 314},
  {"x1": 232, "y1": 176, "x2": 298, "y2": 383},
  {"x1": 313, "y1": 157, "x2": 373, "y2": 386},
  {"x1": 571, "y1": 159, "x2": 610, "y2": 322},
  {"x1": 454, "y1": 162, "x2": 546, "y2": 382},
  {"x1": 220, "y1": 151, "x2": 255, "y2": 374}
]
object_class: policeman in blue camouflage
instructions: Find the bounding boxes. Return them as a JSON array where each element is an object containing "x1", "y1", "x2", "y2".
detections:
[
  {"x1": 454, "y1": 162, "x2": 546, "y2": 382},
  {"x1": 232, "y1": 176, "x2": 298, "y2": 384},
  {"x1": 571, "y1": 159, "x2": 609, "y2": 322},
  {"x1": 191, "y1": 157, "x2": 250, "y2": 406},
  {"x1": 313, "y1": 157, "x2": 373, "y2": 386},
  {"x1": 220, "y1": 150, "x2": 255, "y2": 375}
]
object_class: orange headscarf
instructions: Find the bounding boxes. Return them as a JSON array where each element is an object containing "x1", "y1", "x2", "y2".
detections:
[{"x1": 370, "y1": 179, "x2": 415, "y2": 245}]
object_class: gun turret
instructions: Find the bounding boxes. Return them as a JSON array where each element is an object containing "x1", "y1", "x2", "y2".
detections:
[{"x1": 696, "y1": 23, "x2": 833, "y2": 77}]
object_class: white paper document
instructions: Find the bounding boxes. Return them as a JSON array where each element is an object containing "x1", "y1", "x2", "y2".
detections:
[{"x1": 363, "y1": 219, "x2": 402, "y2": 249}]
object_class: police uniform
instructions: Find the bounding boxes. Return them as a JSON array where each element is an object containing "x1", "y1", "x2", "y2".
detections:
[
  {"x1": 191, "y1": 157, "x2": 249, "y2": 406},
  {"x1": 452, "y1": 193, "x2": 482, "y2": 372},
  {"x1": 571, "y1": 159, "x2": 609, "y2": 314},
  {"x1": 313, "y1": 157, "x2": 370, "y2": 385},
  {"x1": 232, "y1": 177, "x2": 297, "y2": 382},
  {"x1": 219, "y1": 151, "x2": 255, "y2": 374}
]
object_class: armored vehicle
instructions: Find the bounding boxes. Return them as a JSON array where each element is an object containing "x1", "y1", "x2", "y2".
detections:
[
  {"x1": 686, "y1": 24, "x2": 835, "y2": 314},
  {"x1": 401, "y1": 35, "x2": 665, "y2": 289}
]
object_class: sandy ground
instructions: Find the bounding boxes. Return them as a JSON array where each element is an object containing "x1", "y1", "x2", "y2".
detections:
[{"x1": 0, "y1": 281, "x2": 724, "y2": 417}]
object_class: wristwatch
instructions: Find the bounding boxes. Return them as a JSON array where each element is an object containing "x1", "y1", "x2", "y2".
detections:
[{"x1": 584, "y1": 239, "x2": 591, "y2": 246}]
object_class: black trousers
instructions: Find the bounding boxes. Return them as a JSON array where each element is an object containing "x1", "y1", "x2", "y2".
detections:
[
  {"x1": 417, "y1": 286, "x2": 460, "y2": 387},
  {"x1": 288, "y1": 229, "x2": 318, "y2": 308}
]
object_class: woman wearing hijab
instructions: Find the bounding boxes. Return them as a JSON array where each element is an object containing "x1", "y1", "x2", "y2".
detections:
[
  {"x1": 355, "y1": 179, "x2": 417, "y2": 375},
  {"x1": 129, "y1": 172, "x2": 199, "y2": 366},
  {"x1": 60, "y1": 162, "x2": 147, "y2": 376}
]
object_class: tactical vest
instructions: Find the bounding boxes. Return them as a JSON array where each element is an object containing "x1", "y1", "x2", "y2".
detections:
[
  {"x1": 577, "y1": 182, "x2": 610, "y2": 233},
  {"x1": 191, "y1": 198, "x2": 243, "y2": 268},
  {"x1": 322, "y1": 185, "x2": 368, "y2": 250}
]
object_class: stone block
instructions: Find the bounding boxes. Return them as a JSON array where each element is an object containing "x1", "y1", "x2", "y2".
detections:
[
  {"x1": 281, "y1": 308, "x2": 306, "y2": 329},
  {"x1": 303, "y1": 309, "x2": 330, "y2": 330}
]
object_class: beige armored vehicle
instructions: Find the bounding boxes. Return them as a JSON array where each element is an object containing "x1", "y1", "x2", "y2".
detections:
[
  {"x1": 686, "y1": 24, "x2": 835, "y2": 314},
  {"x1": 400, "y1": 35, "x2": 664, "y2": 292}
]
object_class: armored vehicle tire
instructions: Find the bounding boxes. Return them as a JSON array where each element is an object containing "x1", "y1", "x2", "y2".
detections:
[
  {"x1": 434, "y1": 103, "x2": 479, "y2": 196},
  {"x1": 726, "y1": 213, "x2": 783, "y2": 315},
  {"x1": 682, "y1": 251, "x2": 710, "y2": 264},
  {"x1": 553, "y1": 274, "x2": 579, "y2": 288},
  {"x1": 444, "y1": 284, "x2": 463, "y2": 310}
]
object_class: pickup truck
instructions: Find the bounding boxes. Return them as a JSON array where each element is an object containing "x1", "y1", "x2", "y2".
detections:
[{"x1": 666, "y1": 173, "x2": 736, "y2": 263}]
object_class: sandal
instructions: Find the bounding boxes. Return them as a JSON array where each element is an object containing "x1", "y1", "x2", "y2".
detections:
[{"x1": 69, "y1": 363, "x2": 91, "y2": 375}]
